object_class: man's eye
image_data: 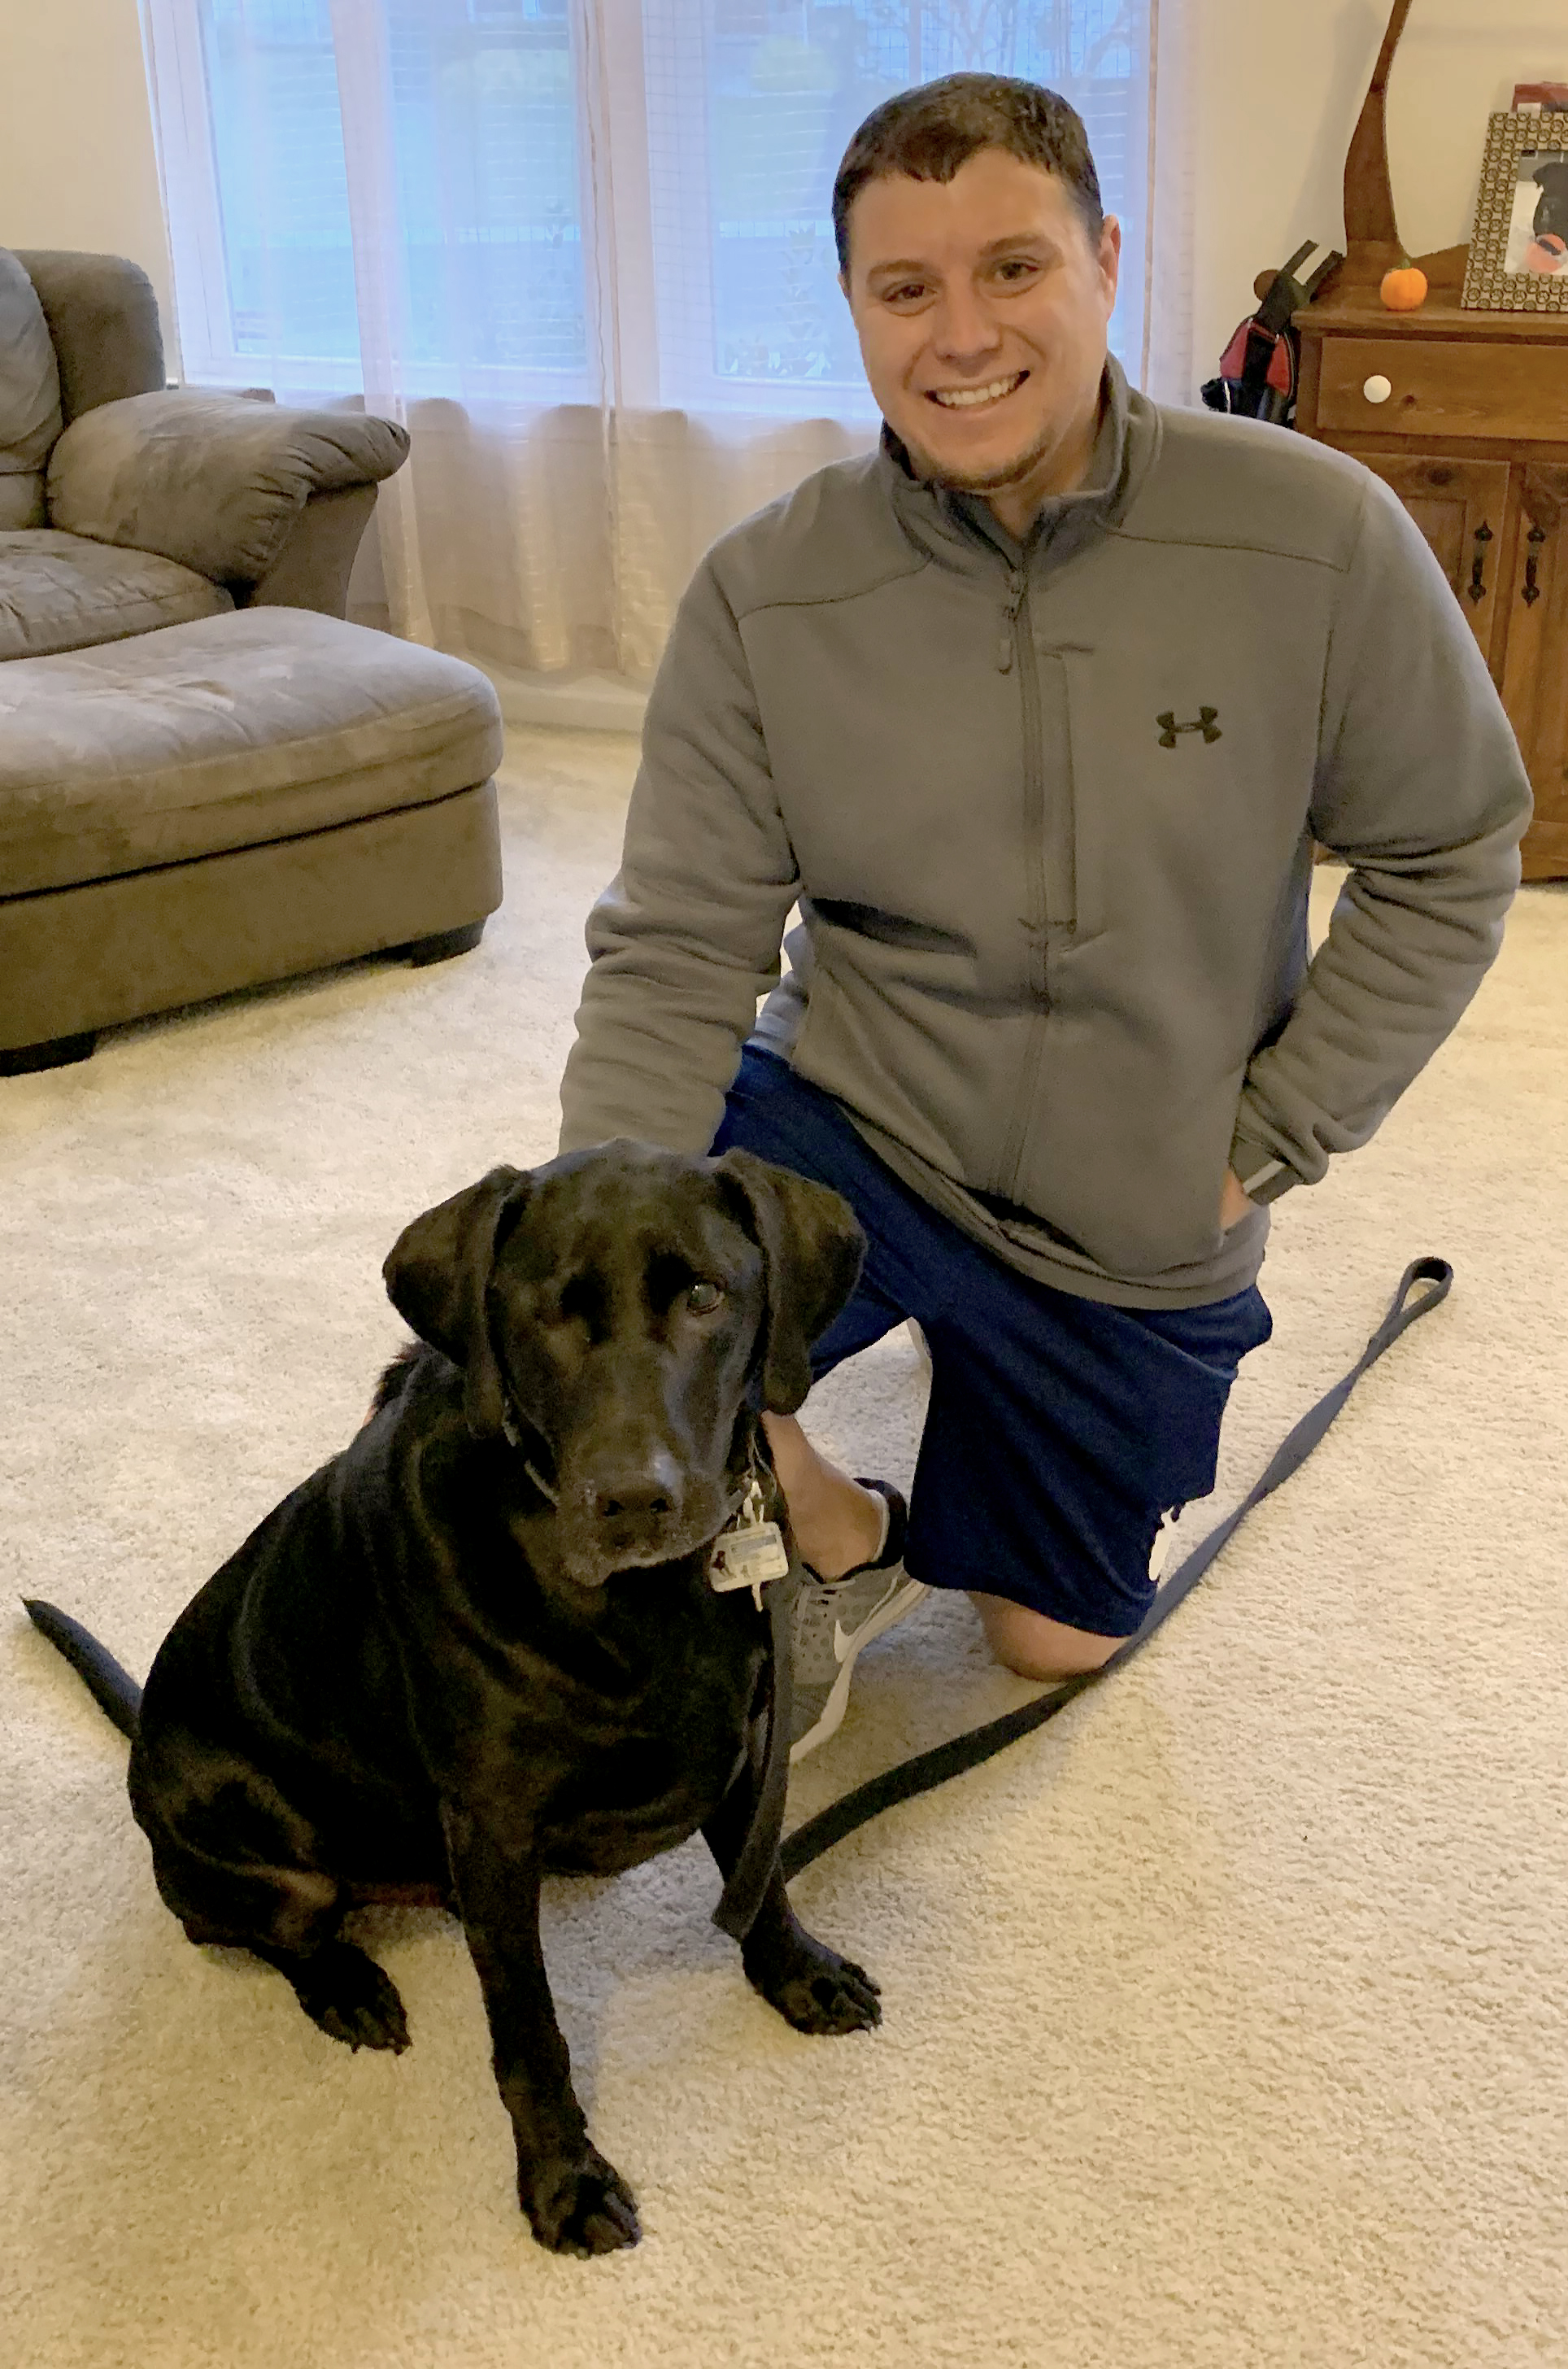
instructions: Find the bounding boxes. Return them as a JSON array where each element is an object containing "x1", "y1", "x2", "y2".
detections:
[{"x1": 686, "y1": 1280, "x2": 725, "y2": 1315}]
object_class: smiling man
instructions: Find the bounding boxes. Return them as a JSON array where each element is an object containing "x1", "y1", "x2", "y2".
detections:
[
  {"x1": 560, "y1": 76, "x2": 1530, "y2": 1756},
  {"x1": 851, "y1": 137, "x2": 1115, "y2": 540}
]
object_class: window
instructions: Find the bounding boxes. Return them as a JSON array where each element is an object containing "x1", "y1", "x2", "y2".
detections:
[
  {"x1": 642, "y1": 0, "x2": 1148, "y2": 414},
  {"x1": 158, "y1": 0, "x2": 587, "y2": 385},
  {"x1": 146, "y1": 0, "x2": 1154, "y2": 404}
]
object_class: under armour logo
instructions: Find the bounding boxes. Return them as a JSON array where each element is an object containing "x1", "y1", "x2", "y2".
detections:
[{"x1": 1156, "y1": 707, "x2": 1222, "y2": 748}]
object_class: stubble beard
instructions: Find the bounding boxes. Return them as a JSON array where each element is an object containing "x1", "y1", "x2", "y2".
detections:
[
  {"x1": 908, "y1": 419, "x2": 1059, "y2": 497},
  {"x1": 896, "y1": 363, "x2": 1108, "y2": 505}
]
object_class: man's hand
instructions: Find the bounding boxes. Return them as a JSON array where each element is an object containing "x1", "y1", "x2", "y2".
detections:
[{"x1": 1220, "y1": 1167, "x2": 1256, "y2": 1232}]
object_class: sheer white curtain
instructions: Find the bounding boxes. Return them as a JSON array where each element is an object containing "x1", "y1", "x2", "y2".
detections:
[{"x1": 142, "y1": 0, "x2": 1194, "y2": 683}]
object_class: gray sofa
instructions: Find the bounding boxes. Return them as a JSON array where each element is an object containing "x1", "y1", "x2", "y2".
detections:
[
  {"x1": 0, "y1": 247, "x2": 407, "y2": 648},
  {"x1": 0, "y1": 250, "x2": 504, "y2": 1075}
]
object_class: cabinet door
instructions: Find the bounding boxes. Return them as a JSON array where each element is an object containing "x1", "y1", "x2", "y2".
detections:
[
  {"x1": 1500, "y1": 464, "x2": 1568, "y2": 881},
  {"x1": 1360, "y1": 455, "x2": 1512, "y2": 675}
]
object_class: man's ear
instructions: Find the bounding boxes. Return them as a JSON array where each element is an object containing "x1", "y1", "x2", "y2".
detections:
[
  {"x1": 382, "y1": 1164, "x2": 532, "y2": 1438},
  {"x1": 713, "y1": 1148, "x2": 865, "y2": 1415}
]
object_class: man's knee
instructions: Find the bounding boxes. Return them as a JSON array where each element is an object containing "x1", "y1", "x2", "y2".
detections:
[{"x1": 968, "y1": 1590, "x2": 1124, "y2": 1683}]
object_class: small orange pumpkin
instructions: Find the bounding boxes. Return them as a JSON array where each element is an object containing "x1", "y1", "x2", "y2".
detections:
[{"x1": 1379, "y1": 261, "x2": 1428, "y2": 312}]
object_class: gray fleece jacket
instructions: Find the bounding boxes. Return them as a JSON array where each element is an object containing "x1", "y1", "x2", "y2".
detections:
[{"x1": 559, "y1": 361, "x2": 1531, "y2": 1309}]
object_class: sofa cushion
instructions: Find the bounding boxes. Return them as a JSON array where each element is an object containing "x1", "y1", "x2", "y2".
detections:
[
  {"x1": 0, "y1": 251, "x2": 65, "y2": 531},
  {"x1": 11, "y1": 251, "x2": 165, "y2": 424},
  {"x1": 0, "y1": 607, "x2": 505, "y2": 897},
  {"x1": 0, "y1": 529, "x2": 233, "y2": 660}
]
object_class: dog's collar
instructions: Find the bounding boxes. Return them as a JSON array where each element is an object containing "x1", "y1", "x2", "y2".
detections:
[
  {"x1": 522, "y1": 1453, "x2": 559, "y2": 1506},
  {"x1": 706, "y1": 1443, "x2": 791, "y2": 1607},
  {"x1": 497, "y1": 1394, "x2": 786, "y2": 1598},
  {"x1": 498, "y1": 1394, "x2": 560, "y2": 1506},
  {"x1": 499, "y1": 1393, "x2": 786, "y2": 1601},
  {"x1": 716, "y1": 1438, "x2": 774, "y2": 1529},
  {"x1": 499, "y1": 1411, "x2": 764, "y2": 1525}
]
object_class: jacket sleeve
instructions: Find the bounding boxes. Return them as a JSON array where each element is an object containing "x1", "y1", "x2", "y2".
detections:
[
  {"x1": 1227, "y1": 469, "x2": 1533, "y2": 1203},
  {"x1": 558, "y1": 553, "x2": 800, "y2": 1154}
]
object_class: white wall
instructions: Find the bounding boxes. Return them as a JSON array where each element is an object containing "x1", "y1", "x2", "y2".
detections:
[
  {"x1": 0, "y1": 0, "x2": 174, "y2": 340},
  {"x1": 1, "y1": 1, "x2": 1564, "y2": 395},
  {"x1": 1191, "y1": 0, "x2": 1568, "y2": 382}
]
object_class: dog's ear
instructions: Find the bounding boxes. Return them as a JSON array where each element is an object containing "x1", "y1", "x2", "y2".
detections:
[
  {"x1": 382, "y1": 1165, "x2": 532, "y2": 1438},
  {"x1": 714, "y1": 1148, "x2": 865, "y2": 1415}
]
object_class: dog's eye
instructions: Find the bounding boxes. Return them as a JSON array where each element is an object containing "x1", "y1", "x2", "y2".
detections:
[{"x1": 686, "y1": 1280, "x2": 725, "y2": 1315}]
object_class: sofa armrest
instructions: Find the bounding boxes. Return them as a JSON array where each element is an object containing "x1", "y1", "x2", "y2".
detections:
[
  {"x1": 46, "y1": 388, "x2": 409, "y2": 592},
  {"x1": 242, "y1": 482, "x2": 380, "y2": 617}
]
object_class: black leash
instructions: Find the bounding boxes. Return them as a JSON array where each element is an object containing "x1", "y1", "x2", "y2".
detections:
[
  {"x1": 26, "y1": 1259, "x2": 1453, "y2": 1947},
  {"x1": 712, "y1": 1573, "x2": 798, "y2": 1942},
  {"x1": 777, "y1": 1254, "x2": 1453, "y2": 1887}
]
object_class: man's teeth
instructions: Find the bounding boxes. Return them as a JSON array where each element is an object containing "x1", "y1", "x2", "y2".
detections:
[{"x1": 931, "y1": 373, "x2": 1025, "y2": 408}]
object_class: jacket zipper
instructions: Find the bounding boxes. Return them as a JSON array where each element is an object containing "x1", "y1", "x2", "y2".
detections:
[{"x1": 997, "y1": 571, "x2": 1050, "y2": 1201}]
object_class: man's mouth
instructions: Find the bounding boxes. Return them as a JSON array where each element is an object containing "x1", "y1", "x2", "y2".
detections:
[{"x1": 927, "y1": 370, "x2": 1028, "y2": 411}]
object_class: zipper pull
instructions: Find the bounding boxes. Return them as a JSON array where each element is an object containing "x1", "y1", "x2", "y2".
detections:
[{"x1": 996, "y1": 569, "x2": 1026, "y2": 672}]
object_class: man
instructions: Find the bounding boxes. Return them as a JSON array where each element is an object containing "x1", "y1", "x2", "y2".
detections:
[{"x1": 559, "y1": 76, "x2": 1531, "y2": 1757}]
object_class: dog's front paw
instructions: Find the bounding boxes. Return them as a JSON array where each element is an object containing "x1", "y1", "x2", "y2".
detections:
[
  {"x1": 746, "y1": 1925, "x2": 882, "y2": 2035},
  {"x1": 293, "y1": 1939, "x2": 412, "y2": 2054},
  {"x1": 520, "y1": 2146, "x2": 642, "y2": 2257}
]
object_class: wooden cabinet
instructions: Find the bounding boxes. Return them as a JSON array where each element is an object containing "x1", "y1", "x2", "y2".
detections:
[
  {"x1": 1295, "y1": 289, "x2": 1568, "y2": 879},
  {"x1": 1500, "y1": 465, "x2": 1568, "y2": 879},
  {"x1": 1357, "y1": 452, "x2": 1510, "y2": 669}
]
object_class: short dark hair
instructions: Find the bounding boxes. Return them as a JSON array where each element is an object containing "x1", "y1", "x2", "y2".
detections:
[{"x1": 832, "y1": 73, "x2": 1105, "y2": 276}]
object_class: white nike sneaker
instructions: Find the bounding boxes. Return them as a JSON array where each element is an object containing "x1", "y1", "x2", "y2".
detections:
[{"x1": 788, "y1": 1481, "x2": 929, "y2": 1760}]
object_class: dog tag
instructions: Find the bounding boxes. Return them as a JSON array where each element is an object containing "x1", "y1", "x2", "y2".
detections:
[
  {"x1": 708, "y1": 1473, "x2": 791, "y2": 1609},
  {"x1": 710, "y1": 1468, "x2": 791, "y2": 1620},
  {"x1": 708, "y1": 1520, "x2": 791, "y2": 1593}
]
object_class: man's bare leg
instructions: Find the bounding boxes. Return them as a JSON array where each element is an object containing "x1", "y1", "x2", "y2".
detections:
[
  {"x1": 761, "y1": 1412, "x2": 884, "y2": 1579},
  {"x1": 967, "y1": 1593, "x2": 1121, "y2": 1683},
  {"x1": 764, "y1": 1414, "x2": 1122, "y2": 1682}
]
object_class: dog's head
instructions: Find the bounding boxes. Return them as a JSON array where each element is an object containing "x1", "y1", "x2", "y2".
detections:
[
  {"x1": 381, "y1": 1141, "x2": 865, "y2": 1589},
  {"x1": 1532, "y1": 159, "x2": 1568, "y2": 241}
]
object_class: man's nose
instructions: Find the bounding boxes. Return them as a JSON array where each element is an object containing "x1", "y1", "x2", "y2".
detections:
[{"x1": 930, "y1": 282, "x2": 1004, "y2": 361}]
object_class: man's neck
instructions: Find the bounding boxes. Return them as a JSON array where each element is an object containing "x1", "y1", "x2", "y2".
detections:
[{"x1": 983, "y1": 399, "x2": 1104, "y2": 541}]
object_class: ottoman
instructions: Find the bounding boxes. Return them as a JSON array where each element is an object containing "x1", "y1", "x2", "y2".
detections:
[{"x1": 0, "y1": 608, "x2": 505, "y2": 1072}]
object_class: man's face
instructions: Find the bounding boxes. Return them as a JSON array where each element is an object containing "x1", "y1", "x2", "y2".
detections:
[{"x1": 840, "y1": 147, "x2": 1121, "y2": 523}]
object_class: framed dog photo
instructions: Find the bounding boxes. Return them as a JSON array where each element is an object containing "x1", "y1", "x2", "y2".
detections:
[{"x1": 1462, "y1": 110, "x2": 1568, "y2": 311}]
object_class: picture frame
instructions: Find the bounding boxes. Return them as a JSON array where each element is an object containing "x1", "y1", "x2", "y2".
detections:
[{"x1": 1462, "y1": 111, "x2": 1568, "y2": 312}]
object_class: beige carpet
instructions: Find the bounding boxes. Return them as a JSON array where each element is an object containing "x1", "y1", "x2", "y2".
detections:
[{"x1": 3, "y1": 730, "x2": 1566, "y2": 2369}]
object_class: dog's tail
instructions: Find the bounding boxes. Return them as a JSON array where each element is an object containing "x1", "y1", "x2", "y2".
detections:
[{"x1": 22, "y1": 1600, "x2": 142, "y2": 1739}]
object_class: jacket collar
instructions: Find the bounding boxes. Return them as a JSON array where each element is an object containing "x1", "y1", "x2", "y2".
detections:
[{"x1": 877, "y1": 355, "x2": 1148, "y2": 577}]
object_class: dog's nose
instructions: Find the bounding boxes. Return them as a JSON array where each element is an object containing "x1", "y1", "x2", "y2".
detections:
[{"x1": 591, "y1": 1450, "x2": 683, "y2": 1526}]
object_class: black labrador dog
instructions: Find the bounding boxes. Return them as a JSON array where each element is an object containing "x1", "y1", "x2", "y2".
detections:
[{"x1": 24, "y1": 1141, "x2": 882, "y2": 2257}]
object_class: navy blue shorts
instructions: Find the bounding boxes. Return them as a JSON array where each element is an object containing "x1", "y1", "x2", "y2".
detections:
[{"x1": 712, "y1": 1049, "x2": 1274, "y2": 1638}]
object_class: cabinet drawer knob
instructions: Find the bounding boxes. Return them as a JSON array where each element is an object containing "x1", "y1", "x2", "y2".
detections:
[{"x1": 1362, "y1": 373, "x2": 1393, "y2": 404}]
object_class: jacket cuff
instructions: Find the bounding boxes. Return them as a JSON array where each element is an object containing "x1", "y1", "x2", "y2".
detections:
[{"x1": 1228, "y1": 1128, "x2": 1300, "y2": 1207}]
